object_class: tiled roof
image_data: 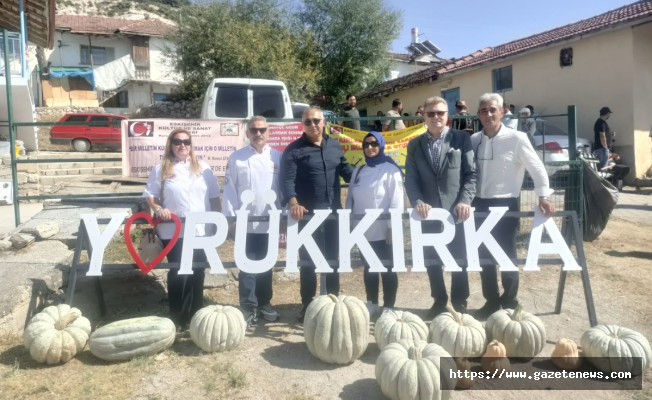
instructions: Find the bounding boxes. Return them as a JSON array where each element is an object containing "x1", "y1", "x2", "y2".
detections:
[
  {"x1": 55, "y1": 15, "x2": 176, "y2": 36},
  {"x1": 388, "y1": 52, "x2": 413, "y2": 61},
  {"x1": 359, "y1": 0, "x2": 652, "y2": 100}
]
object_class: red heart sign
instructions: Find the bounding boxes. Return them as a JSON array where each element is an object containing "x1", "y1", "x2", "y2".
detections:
[{"x1": 124, "y1": 212, "x2": 182, "y2": 274}]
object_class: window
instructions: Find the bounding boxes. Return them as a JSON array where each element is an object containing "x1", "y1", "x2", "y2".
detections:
[
  {"x1": 89, "y1": 115, "x2": 111, "y2": 127},
  {"x1": 492, "y1": 65, "x2": 512, "y2": 92},
  {"x1": 80, "y1": 45, "x2": 115, "y2": 66},
  {"x1": 153, "y1": 93, "x2": 168, "y2": 102},
  {"x1": 253, "y1": 87, "x2": 284, "y2": 118},
  {"x1": 560, "y1": 48, "x2": 573, "y2": 67},
  {"x1": 104, "y1": 91, "x2": 128, "y2": 108},
  {"x1": 215, "y1": 86, "x2": 247, "y2": 118},
  {"x1": 65, "y1": 115, "x2": 89, "y2": 122}
]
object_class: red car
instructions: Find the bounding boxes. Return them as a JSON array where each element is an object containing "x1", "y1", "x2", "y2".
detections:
[{"x1": 49, "y1": 113, "x2": 127, "y2": 152}]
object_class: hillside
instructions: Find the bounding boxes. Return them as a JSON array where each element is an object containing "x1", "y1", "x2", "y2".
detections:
[{"x1": 56, "y1": 0, "x2": 179, "y2": 25}]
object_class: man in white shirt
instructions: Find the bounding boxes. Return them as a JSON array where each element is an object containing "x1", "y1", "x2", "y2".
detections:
[
  {"x1": 223, "y1": 116, "x2": 282, "y2": 327},
  {"x1": 471, "y1": 93, "x2": 555, "y2": 319},
  {"x1": 501, "y1": 100, "x2": 518, "y2": 130},
  {"x1": 383, "y1": 99, "x2": 406, "y2": 131}
]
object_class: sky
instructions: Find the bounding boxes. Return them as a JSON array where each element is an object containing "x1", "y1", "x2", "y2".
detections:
[{"x1": 389, "y1": 0, "x2": 634, "y2": 58}]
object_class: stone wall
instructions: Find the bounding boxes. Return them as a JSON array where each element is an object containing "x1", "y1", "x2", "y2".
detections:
[
  {"x1": 35, "y1": 106, "x2": 108, "y2": 122},
  {"x1": 132, "y1": 99, "x2": 202, "y2": 119}
]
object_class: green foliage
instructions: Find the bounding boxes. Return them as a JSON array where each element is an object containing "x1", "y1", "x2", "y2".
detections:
[
  {"x1": 298, "y1": 0, "x2": 402, "y2": 109},
  {"x1": 166, "y1": 0, "x2": 320, "y2": 103}
]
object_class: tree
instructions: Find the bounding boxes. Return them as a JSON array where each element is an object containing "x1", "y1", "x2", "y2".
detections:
[
  {"x1": 298, "y1": 0, "x2": 402, "y2": 109},
  {"x1": 167, "y1": 0, "x2": 320, "y2": 102}
]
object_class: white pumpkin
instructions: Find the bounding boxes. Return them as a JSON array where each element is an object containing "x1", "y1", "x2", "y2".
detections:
[
  {"x1": 581, "y1": 325, "x2": 651, "y2": 376},
  {"x1": 485, "y1": 303, "x2": 546, "y2": 358},
  {"x1": 89, "y1": 316, "x2": 175, "y2": 361},
  {"x1": 23, "y1": 304, "x2": 91, "y2": 364},
  {"x1": 375, "y1": 310, "x2": 428, "y2": 350},
  {"x1": 190, "y1": 305, "x2": 246, "y2": 353},
  {"x1": 303, "y1": 294, "x2": 370, "y2": 364},
  {"x1": 429, "y1": 303, "x2": 486, "y2": 358},
  {"x1": 375, "y1": 339, "x2": 456, "y2": 400}
]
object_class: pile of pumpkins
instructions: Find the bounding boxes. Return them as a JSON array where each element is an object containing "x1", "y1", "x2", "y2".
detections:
[
  {"x1": 23, "y1": 303, "x2": 247, "y2": 364},
  {"x1": 301, "y1": 294, "x2": 651, "y2": 400}
]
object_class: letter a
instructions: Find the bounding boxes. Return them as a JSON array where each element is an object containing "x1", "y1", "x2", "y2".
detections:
[{"x1": 524, "y1": 207, "x2": 581, "y2": 271}]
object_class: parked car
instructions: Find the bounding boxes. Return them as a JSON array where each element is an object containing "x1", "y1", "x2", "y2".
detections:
[
  {"x1": 527, "y1": 119, "x2": 592, "y2": 189},
  {"x1": 49, "y1": 113, "x2": 126, "y2": 152},
  {"x1": 201, "y1": 78, "x2": 294, "y2": 120}
]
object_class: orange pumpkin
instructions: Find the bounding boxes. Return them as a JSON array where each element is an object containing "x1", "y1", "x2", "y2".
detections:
[
  {"x1": 551, "y1": 338, "x2": 582, "y2": 370},
  {"x1": 481, "y1": 340, "x2": 510, "y2": 373}
]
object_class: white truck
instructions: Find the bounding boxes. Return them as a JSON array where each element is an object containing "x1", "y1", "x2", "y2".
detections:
[{"x1": 200, "y1": 78, "x2": 294, "y2": 120}]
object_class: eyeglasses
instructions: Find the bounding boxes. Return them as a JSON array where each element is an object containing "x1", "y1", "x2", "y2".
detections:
[
  {"x1": 249, "y1": 127, "x2": 268, "y2": 134},
  {"x1": 362, "y1": 141, "x2": 380, "y2": 148},
  {"x1": 474, "y1": 134, "x2": 494, "y2": 161},
  {"x1": 303, "y1": 118, "x2": 322, "y2": 127},
  {"x1": 171, "y1": 139, "x2": 191, "y2": 146},
  {"x1": 426, "y1": 111, "x2": 447, "y2": 118}
]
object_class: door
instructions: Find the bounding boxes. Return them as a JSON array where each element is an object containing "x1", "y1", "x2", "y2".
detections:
[
  {"x1": 110, "y1": 116, "x2": 126, "y2": 142},
  {"x1": 442, "y1": 88, "x2": 460, "y2": 115},
  {"x1": 58, "y1": 114, "x2": 90, "y2": 140},
  {"x1": 87, "y1": 115, "x2": 113, "y2": 144}
]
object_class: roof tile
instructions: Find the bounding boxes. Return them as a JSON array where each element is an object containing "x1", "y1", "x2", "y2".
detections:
[{"x1": 55, "y1": 15, "x2": 176, "y2": 36}]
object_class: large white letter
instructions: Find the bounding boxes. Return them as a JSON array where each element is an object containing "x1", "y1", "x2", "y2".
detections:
[
  {"x1": 463, "y1": 207, "x2": 518, "y2": 272},
  {"x1": 389, "y1": 209, "x2": 407, "y2": 273},
  {"x1": 83, "y1": 213, "x2": 128, "y2": 276},
  {"x1": 179, "y1": 212, "x2": 228, "y2": 275},
  {"x1": 525, "y1": 207, "x2": 581, "y2": 271},
  {"x1": 337, "y1": 209, "x2": 383, "y2": 273},
  {"x1": 234, "y1": 190, "x2": 281, "y2": 274},
  {"x1": 285, "y1": 209, "x2": 331, "y2": 273},
  {"x1": 409, "y1": 208, "x2": 461, "y2": 273}
]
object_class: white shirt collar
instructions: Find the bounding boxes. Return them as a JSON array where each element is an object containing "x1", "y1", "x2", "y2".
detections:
[
  {"x1": 481, "y1": 123, "x2": 505, "y2": 138},
  {"x1": 173, "y1": 156, "x2": 191, "y2": 164},
  {"x1": 249, "y1": 144, "x2": 269, "y2": 154}
]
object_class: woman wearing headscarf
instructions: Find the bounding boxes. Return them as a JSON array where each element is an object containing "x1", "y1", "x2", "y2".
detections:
[
  {"x1": 143, "y1": 128, "x2": 222, "y2": 329},
  {"x1": 345, "y1": 131, "x2": 404, "y2": 317}
]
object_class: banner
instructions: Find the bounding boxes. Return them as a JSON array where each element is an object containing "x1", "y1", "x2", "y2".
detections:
[
  {"x1": 122, "y1": 119, "x2": 246, "y2": 178},
  {"x1": 267, "y1": 122, "x2": 303, "y2": 152},
  {"x1": 326, "y1": 123, "x2": 426, "y2": 168}
]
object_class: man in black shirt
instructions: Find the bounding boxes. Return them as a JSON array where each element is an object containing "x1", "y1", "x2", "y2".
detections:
[
  {"x1": 594, "y1": 107, "x2": 614, "y2": 169},
  {"x1": 281, "y1": 106, "x2": 354, "y2": 321},
  {"x1": 339, "y1": 94, "x2": 361, "y2": 131}
]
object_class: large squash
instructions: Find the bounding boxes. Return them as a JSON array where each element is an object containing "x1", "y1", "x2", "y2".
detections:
[
  {"x1": 485, "y1": 303, "x2": 545, "y2": 358},
  {"x1": 429, "y1": 303, "x2": 486, "y2": 358},
  {"x1": 375, "y1": 339, "x2": 456, "y2": 400},
  {"x1": 190, "y1": 305, "x2": 245, "y2": 353},
  {"x1": 374, "y1": 310, "x2": 428, "y2": 350},
  {"x1": 89, "y1": 316, "x2": 175, "y2": 361},
  {"x1": 581, "y1": 325, "x2": 651, "y2": 375},
  {"x1": 23, "y1": 304, "x2": 91, "y2": 364},
  {"x1": 303, "y1": 294, "x2": 369, "y2": 364}
]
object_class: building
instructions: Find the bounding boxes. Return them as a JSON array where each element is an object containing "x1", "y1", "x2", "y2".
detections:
[
  {"x1": 386, "y1": 28, "x2": 446, "y2": 81},
  {"x1": 42, "y1": 15, "x2": 179, "y2": 114},
  {"x1": 357, "y1": 1, "x2": 652, "y2": 179}
]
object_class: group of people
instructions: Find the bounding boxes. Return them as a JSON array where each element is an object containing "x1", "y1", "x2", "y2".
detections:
[{"x1": 143, "y1": 92, "x2": 556, "y2": 331}]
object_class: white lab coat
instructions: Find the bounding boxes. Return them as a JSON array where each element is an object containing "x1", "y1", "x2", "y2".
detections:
[
  {"x1": 345, "y1": 162, "x2": 404, "y2": 242},
  {"x1": 222, "y1": 145, "x2": 282, "y2": 233}
]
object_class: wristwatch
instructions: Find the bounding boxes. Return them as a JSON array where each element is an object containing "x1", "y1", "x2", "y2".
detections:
[{"x1": 154, "y1": 207, "x2": 162, "y2": 215}]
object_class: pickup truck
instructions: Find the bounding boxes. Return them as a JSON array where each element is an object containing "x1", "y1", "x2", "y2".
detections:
[{"x1": 201, "y1": 78, "x2": 294, "y2": 120}]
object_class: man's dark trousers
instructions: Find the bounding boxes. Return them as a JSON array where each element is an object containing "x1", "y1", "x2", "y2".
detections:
[
  {"x1": 299, "y1": 218, "x2": 339, "y2": 305},
  {"x1": 239, "y1": 233, "x2": 274, "y2": 312},
  {"x1": 472, "y1": 197, "x2": 519, "y2": 308},
  {"x1": 424, "y1": 221, "x2": 469, "y2": 306}
]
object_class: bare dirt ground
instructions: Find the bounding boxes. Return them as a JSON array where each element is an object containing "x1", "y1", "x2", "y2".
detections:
[{"x1": 0, "y1": 215, "x2": 651, "y2": 399}]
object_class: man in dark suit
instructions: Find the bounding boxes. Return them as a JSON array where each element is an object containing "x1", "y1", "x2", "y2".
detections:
[{"x1": 405, "y1": 96, "x2": 476, "y2": 317}]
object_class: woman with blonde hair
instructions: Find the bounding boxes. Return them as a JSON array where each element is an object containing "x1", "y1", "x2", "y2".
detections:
[{"x1": 143, "y1": 128, "x2": 221, "y2": 329}]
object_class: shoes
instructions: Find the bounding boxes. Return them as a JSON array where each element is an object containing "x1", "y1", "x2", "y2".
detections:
[
  {"x1": 473, "y1": 301, "x2": 502, "y2": 320},
  {"x1": 259, "y1": 304, "x2": 280, "y2": 322},
  {"x1": 298, "y1": 303, "x2": 310, "y2": 323},
  {"x1": 426, "y1": 302, "x2": 448, "y2": 319},
  {"x1": 366, "y1": 301, "x2": 380, "y2": 317},
  {"x1": 243, "y1": 308, "x2": 259, "y2": 329},
  {"x1": 452, "y1": 302, "x2": 468, "y2": 314},
  {"x1": 381, "y1": 307, "x2": 393, "y2": 316}
]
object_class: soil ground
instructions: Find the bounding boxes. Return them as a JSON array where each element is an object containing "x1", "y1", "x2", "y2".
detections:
[{"x1": 0, "y1": 208, "x2": 651, "y2": 399}]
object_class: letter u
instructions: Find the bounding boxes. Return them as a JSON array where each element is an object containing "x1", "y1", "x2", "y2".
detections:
[{"x1": 233, "y1": 209, "x2": 281, "y2": 274}]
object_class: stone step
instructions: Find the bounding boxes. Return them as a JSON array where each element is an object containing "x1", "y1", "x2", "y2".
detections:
[
  {"x1": 39, "y1": 172, "x2": 123, "y2": 186},
  {"x1": 38, "y1": 161, "x2": 121, "y2": 171},
  {"x1": 38, "y1": 164, "x2": 122, "y2": 176}
]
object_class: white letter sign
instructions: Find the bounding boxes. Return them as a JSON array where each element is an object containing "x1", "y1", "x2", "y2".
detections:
[
  {"x1": 285, "y1": 210, "x2": 332, "y2": 273},
  {"x1": 83, "y1": 213, "x2": 129, "y2": 276},
  {"x1": 463, "y1": 207, "x2": 519, "y2": 272},
  {"x1": 409, "y1": 208, "x2": 461, "y2": 272},
  {"x1": 337, "y1": 208, "x2": 384, "y2": 273},
  {"x1": 525, "y1": 207, "x2": 581, "y2": 271},
  {"x1": 180, "y1": 212, "x2": 229, "y2": 274}
]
